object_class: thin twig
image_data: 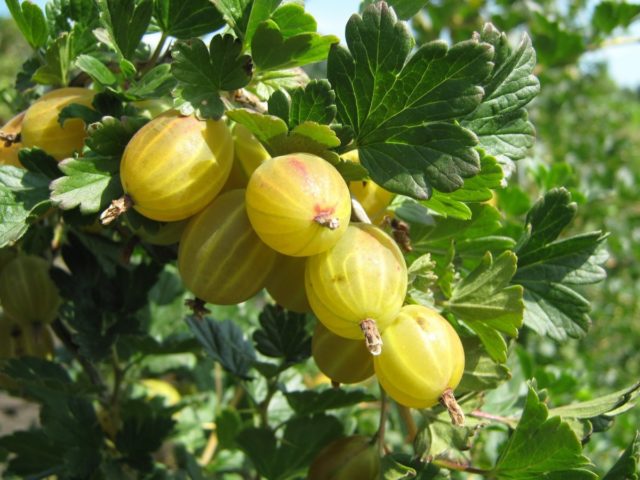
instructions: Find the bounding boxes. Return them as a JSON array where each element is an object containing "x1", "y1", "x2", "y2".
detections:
[
  {"x1": 468, "y1": 410, "x2": 518, "y2": 428},
  {"x1": 432, "y1": 458, "x2": 489, "y2": 475},
  {"x1": 140, "y1": 32, "x2": 168, "y2": 77},
  {"x1": 375, "y1": 385, "x2": 389, "y2": 456}
]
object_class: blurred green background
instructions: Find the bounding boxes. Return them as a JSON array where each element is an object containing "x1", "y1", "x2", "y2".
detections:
[{"x1": 1, "y1": 0, "x2": 639, "y2": 474}]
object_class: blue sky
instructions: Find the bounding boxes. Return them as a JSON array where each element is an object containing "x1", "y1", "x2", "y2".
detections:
[{"x1": 1, "y1": 0, "x2": 639, "y2": 88}]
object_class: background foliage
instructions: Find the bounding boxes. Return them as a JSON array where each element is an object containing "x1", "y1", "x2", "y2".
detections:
[{"x1": 0, "y1": 0, "x2": 639, "y2": 478}]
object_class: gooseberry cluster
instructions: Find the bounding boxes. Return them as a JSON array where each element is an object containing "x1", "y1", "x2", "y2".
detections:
[{"x1": 0, "y1": 87, "x2": 466, "y2": 418}]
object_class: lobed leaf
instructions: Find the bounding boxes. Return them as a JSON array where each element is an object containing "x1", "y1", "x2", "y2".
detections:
[
  {"x1": 253, "y1": 305, "x2": 311, "y2": 365},
  {"x1": 328, "y1": 2, "x2": 494, "y2": 199},
  {"x1": 492, "y1": 386, "x2": 595, "y2": 478},
  {"x1": 285, "y1": 389, "x2": 375, "y2": 416},
  {"x1": 186, "y1": 316, "x2": 256, "y2": 379},
  {"x1": 154, "y1": 0, "x2": 226, "y2": 39},
  {"x1": 512, "y1": 188, "x2": 608, "y2": 340}
]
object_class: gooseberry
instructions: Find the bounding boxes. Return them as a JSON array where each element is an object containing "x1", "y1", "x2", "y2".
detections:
[
  {"x1": 0, "y1": 255, "x2": 61, "y2": 326},
  {"x1": 373, "y1": 305, "x2": 465, "y2": 409},
  {"x1": 246, "y1": 153, "x2": 351, "y2": 256},
  {"x1": 21, "y1": 87, "x2": 95, "y2": 161},
  {"x1": 305, "y1": 224, "x2": 407, "y2": 353},
  {"x1": 178, "y1": 189, "x2": 277, "y2": 305},
  {"x1": 308, "y1": 435, "x2": 380, "y2": 480},
  {"x1": 265, "y1": 254, "x2": 311, "y2": 313},
  {"x1": 120, "y1": 110, "x2": 233, "y2": 222},
  {"x1": 312, "y1": 322, "x2": 374, "y2": 384},
  {"x1": 343, "y1": 150, "x2": 394, "y2": 223},
  {"x1": 0, "y1": 111, "x2": 25, "y2": 167}
]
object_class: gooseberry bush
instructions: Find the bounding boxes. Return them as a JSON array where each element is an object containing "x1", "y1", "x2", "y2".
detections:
[{"x1": 0, "y1": 0, "x2": 638, "y2": 478}]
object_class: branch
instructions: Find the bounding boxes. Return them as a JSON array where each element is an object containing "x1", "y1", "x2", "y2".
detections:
[{"x1": 432, "y1": 458, "x2": 490, "y2": 475}]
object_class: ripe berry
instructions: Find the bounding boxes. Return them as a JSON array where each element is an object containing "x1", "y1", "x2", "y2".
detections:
[
  {"x1": 246, "y1": 153, "x2": 351, "y2": 256},
  {"x1": 374, "y1": 305, "x2": 465, "y2": 408},
  {"x1": 265, "y1": 254, "x2": 311, "y2": 313},
  {"x1": 120, "y1": 111, "x2": 233, "y2": 222},
  {"x1": 343, "y1": 150, "x2": 393, "y2": 223},
  {"x1": 21, "y1": 87, "x2": 95, "y2": 161},
  {"x1": 178, "y1": 189, "x2": 277, "y2": 305},
  {"x1": 308, "y1": 435, "x2": 380, "y2": 480},
  {"x1": 305, "y1": 224, "x2": 407, "y2": 353},
  {"x1": 0, "y1": 111, "x2": 26, "y2": 167}
]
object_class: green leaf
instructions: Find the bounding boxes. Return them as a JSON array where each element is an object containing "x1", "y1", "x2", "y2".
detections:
[
  {"x1": 211, "y1": 0, "x2": 253, "y2": 38},
  {"x1": 17, "y1": 148, "x2": 61, "y2": 180},
  {"x1": 492, "y1": 386, "x2": 594, "y2": 479},
  {"x1": 236, "y1": 414, "x2": 343, "y2": 480},
  {"x1": 49, "y1": 154, "x2": 122, "y2": 214},
  {"x1": 75, "y1": 54, "x2": 117, "y2": 85},
  {"x1": 289, "y1": 79, "x2": 337, "y2": 128},
  {"x1": 127, "y1": 64, "x2": 177, "y2": 99},
  {"x1": 116, "y1": 398, "x2": 176, "y2": 472},
  {"x1": 548, "y1": 382, "x2": 640, "y2": 420},
  {"x1": 154, "y1": 0, "x2": 226, "y2": 38},
  {"x1": 458, "y1": 336, "x2": 511, "y2": 392},
  {"x1": 32, "y1": 33, "x2": 72, "y2": 86},
  {"x1": 215, "y1": 408, "x2": 243, "y2": 450},
  {"x1": 602, "y1": 431, "x2": 640, "y2": 480},
  {"x1": 328, "y1": 2, "x2": 494, "y2": 199},
  {"x1": 228, "y1": 109, "x2": 341, "y2": 161},
  {"x1": 186, "y1": 316, "x2": 256, "y2": 380},
  {"x1": 446, "y1": 251, "x2": 524, "y2": 362},
  {"x1": 0, "y1": 430, "x2": 65, "y2": 478},
  {"x1": 172, "y1": 35, "x2": 252, "y2": 119},
  {"x1": 593, "y1": 1, "x2": 640, "y2": 35},
  {"x1": 253, "y1": 305, "x2": 311, "y2": 365},
  {"x1": 512, "y1": 188, "x2": 608, "y2": 341},
  {"x1": 285, "y1": 389, "x2": 376, "y2": 416},
  {"x1": 423, "y1": 151, "x2": 504, "y2": 219},
  {"x1": 407, "y1": 253, "x2": 438, "y2": 299},
  {"x1": 251, "y1": 19, "x2": 338, "y2": 71},
  {"x1": 380, "y1": 455, "x2": 417, "y2": 479},
  {"x1": 462, "y1": 24, "x2": 540, "y2": 162},
  {"x1": 0, "y1": 166, "x2": 51, "y2": 247},
  {"x1": 6, "y1": 0, "x2": 49, "y2": 48},
  {"x1": 97, "y1": 0, "x2": 153, "y2": 60},
  {"x1": 244, "y1": 0, "x2": 283, "y2": 48}
]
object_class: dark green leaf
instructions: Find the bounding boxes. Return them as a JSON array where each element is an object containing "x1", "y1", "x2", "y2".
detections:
[
  {"x1": 98, "y1": 0, "x2": 153, "y2": 60},
  {"x1": 17, "y1": 148, "x2": 61, "y2": 180},
  {"x1": 75, "y1": 54, "x2": 118, "y2": 85},
  {"x1": 271, "y1": 3, "x2": 316, "y2": 37},
  {"x1": 49, "y1": 154, "x2": 122, "y2": 214},
  {"x1": 251, "y1": 19, "x2": 338, "y2": 71},
  {"x1": 0, "y1": 430, "x2": 65, "y2": 478},
  {"x1": 154, "y1": 0, "x2": 226, "y2": 38},
  {"x1": 116, "y1": 398, "x2": 176, "y2": 472},
  {"x1": 215, "y1": 408, "x2": 243, "y2": 450},
  {"x1": 253, "y1": 305, "x2": 311, "y2": 365},
  {"x1": 211, "y1": 0, "x2": 253, "y2": 38},
  {"x1": 6, "y1": 0, "x2": 49, "y2": 48},
  {"x1": 172, "y1": 35, "x2": 252, "y2": 119},
  {"x1": 602, "y1": 431, "x2": 640, "y2": 480},
  {"x1": 328, "y1": 2, "x2": 494, "y2": 199},
  {"x1": 186, "y1": 316, "x2": 256, "y2": 379},
  {"x1": 512, "y1": 188, "x2": 608, "y2": 340},
  {"x1": 289, "y1": 79, "x2": 336, "y2": 128},
  {"x1": 285, "y1": 389, "x2": 376, "y2": 416},
  {"x1": 58, "y1": 103, "x2": 102, "y2": 127},
  {"x1": 0, "y1": 166, "x2": 51, "y2": 247},
  {"x1": 236, "y1": 414, "x2": 343, "y2": 480},
  {"x1": 446, "y1": 251, "x2": 524, "y2": 362},
  {"x1": 462, "y1": 24, "x2": 539, "y2": 161},
  {"x1": 267, "y1": 89, "x2": 291, "y2": 124},
  {"x1": 492, "y1": 386, "x2": 593, "y2": 478}
]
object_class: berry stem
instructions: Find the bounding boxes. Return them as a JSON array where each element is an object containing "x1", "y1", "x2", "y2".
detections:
[
  {"x1": 374, "y1": 385, "x2": 388, "y2": 455},
  {"x1": 0, "y1": 130, "x2": 20, "y2": 146},
  {"x1": 100, "y1": 195, "x2": 133, "y2": 225},
  {"x1": 440, "y1": 388, "x2": 465, "y2": 426},
  {"x1": 186, "y1": 297, "x2": 211, "y2": 319},
  {"x1": 313, "y1": 213, "x2": 340, "y2": 230},
  {"x1": 360, "y1": 318, "x2": 383, "y2": 355}
]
